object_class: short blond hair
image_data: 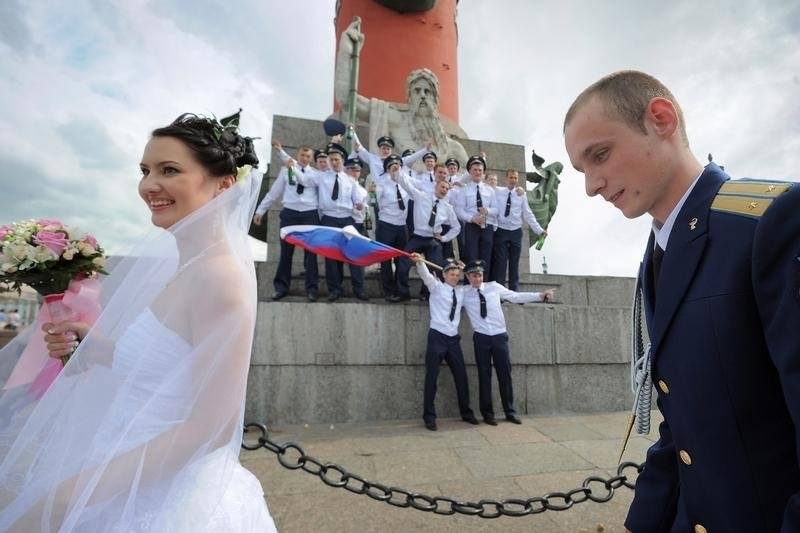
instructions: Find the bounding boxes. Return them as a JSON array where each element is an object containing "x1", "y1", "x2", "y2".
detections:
[{"x1": 564, "y1": 70, "x2": 688, "y2": 146}]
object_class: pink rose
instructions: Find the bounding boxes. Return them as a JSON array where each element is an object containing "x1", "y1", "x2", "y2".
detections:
[
  {"x1": 33, "y1": 231, "x2": 69, "y2": 256},
  {"x1": 0, "y1": 225, "x2": 10, "y2": 240},
  {"x1": 37, "y1": 218, "x2": 62, "y2": 227},
  {"x1": 83, "y1": 234, "x2": 98, "y2": 248}
]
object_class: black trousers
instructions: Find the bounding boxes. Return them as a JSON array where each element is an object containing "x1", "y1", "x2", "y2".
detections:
[
  {"x1": 376, "y1": 220, "x2": 408, "y2": 297},
  {"x1": 320, "y1": 215, "x2": 364, "y2": 295},
  {"x1": 440, "y1": 224, "x2": 455, "y2": 261},
  {"x1": 275, "y1": 208, "x2": 319, "y2": 293},
  {"x1": 423, "y1": 329, "x2": 474, "y2": 423},
  {"x1": 405, "y1": 199, "x2": 415, "y2": 235},
  {"x1": 473, "y1": 331, "x2": 516, "y2": 419},
  {"x1": 463, "y1": 222, "x2": 494, "y2": 274},
  {"x1": 397, "y1": 234, "x2": 443, "y2": 298},
  {"x1": 491, "y1": 227, "x2": 523, "y2": 291}
]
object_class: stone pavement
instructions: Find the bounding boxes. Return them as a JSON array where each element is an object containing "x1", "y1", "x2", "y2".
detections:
[{"x1": 241, "y1": 410, "x2": 662, "y2": 532}]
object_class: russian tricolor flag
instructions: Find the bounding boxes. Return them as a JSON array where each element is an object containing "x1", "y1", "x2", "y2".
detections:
[{"x1": 280, "y1": 225, "x2": 408, "y2": 266}]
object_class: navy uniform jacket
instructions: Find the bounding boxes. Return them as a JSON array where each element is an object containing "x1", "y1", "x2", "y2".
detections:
[{"x1": 625, "y1": 164, "x2": 800, "y2": 532}]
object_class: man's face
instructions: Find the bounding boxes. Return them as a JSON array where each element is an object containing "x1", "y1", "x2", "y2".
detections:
[
  {"x1": 435, "y1": 166, "x2": 448, "y2": 182},
  {"x1": 506, "y1": 171, "x2": 519, "y2": 189},
  {"x1": 328, "y1": 153, "x2": 344, "y2": 172},
  {"x1": 316, "y1": 156, "x2": 329, "y2": 171},
  {"x1": 423, "y1": 156, "x2": 436, "y2": 170},
  {"x1": 469, "y1": 164, "x2": 484, "y2": 182},
  {"x1": 379, "y1": 144, "x2": 392, "y2": 158},
  {"x1": 435, "y1": 180, "x2": 450, "y2": 198},
  {"x1": 297, "y1": 149, "x2": 313, "y2": 167},
  {"x1": 443, "y1": 268, "x2": 462, "y2": 286},
  {"x1": 467, "y1": 271, "x2": 483, "y2": 287},
  {"x1": 346, "y1": 166, "x2": 360, "y2": 178},
  {"x1": 565, "y1": 96, "x2": 670, "y2": 220},
  {"x1": 486, "y1": 174, "x2": 498, "y2": 188},
  {"x1": 447, "y1": 163, "x2": 459, "y2": 175},
  {"x1": 409, "y1": 78, "x2": 436, "y2": 116}
]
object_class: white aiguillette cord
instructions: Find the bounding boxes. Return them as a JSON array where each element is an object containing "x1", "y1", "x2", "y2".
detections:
[{"x1": 618, "y1": 276, "x2": 653, "y2": 464}]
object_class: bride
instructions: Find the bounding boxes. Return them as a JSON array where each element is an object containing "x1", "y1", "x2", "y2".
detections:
[{"x1": 0, "y1": 113, "x2": 278, "y2": 531}]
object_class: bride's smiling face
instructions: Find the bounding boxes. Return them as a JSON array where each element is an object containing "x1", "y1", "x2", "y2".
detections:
[{"x1": 138, "y1": 136, "x2": 233, "y2": 229}]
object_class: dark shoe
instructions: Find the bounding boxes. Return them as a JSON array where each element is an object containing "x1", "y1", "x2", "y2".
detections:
[
  {"x1": 483, "y1": 417, "x2": 498, "y2": 426},
  {"x1": 462, "y1": 415, "x2": 480, "y2": 425},
  {"x1": 424, "y1": 420, "x2": 438, "y2": 431},
  {"x1": 307, "y1": 292, "x2": 318, "y2": 302},
  {"x1": 328, "y1": 291, "x2": 341, "y2": 302},
  {"x1": 355, "y1": 291, "x2": 369, "y2": 301},
  {"x1": 505, "y1": 414, "x2": 522, "y2": 425},
  {"x1": 386, "y1": 295, "x2": 410, "y2": 303},
  {"x1": 418, "y1": 294, "x2": 429, "y2": 301},
  {"x1": 272, "y1": 291, "x2": 288, "y2": 301}
]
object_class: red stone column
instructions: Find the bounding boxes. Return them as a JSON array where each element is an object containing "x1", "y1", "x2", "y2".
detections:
[{"x1": 334, "y1": 0, "x2": 459, "y2": 124}]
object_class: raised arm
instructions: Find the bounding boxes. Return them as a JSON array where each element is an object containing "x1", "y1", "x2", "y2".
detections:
[
  {"x1": 396, "y1": 167, "x2": 423, "y2": 201},
  {"x1": 413, "y1": 255, "x2": 440, "y2": 291}
]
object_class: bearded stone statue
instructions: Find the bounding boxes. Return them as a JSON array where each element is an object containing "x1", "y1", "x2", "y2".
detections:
[{"x1": 334, "y1": 18, "x2": 468, "y2": 166}]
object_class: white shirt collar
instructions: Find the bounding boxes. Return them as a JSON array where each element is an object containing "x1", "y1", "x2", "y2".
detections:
[{"x1": 651, "y1": 171, "x2": 703, "y2": 251}]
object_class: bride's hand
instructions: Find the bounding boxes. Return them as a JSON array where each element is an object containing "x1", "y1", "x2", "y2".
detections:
[{"x1": 42, "y1": 320, "x2": 90, "y2": 359}]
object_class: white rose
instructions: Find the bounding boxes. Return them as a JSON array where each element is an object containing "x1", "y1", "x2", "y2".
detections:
[
  {"x1": 31, "y1": 245, "x2": 57, "y2": 264},
  {"x1": 92, "y1": 256, "x2": 106, "y2": 268},
  {"x1": 1, "y1": 263, "x2": 17, "y2": 273},
  {"x1": 78, "y1": 242, "x2": 95, "y2": 257},
  {"x1": 63, "y1": 248, "x2": 76, "y2": 261}
]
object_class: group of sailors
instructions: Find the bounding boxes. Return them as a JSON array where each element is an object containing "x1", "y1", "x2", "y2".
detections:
[
  {"x1": 253, "y1": 127, "x2": 556, "y2": 428},
  {"x1": 253, "y1": 126, "x2": 548, "y2": 303}
]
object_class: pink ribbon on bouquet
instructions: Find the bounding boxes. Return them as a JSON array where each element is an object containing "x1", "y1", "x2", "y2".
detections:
[{"x1": 3, "y1": 278, "x2": 102, "y2": 397}]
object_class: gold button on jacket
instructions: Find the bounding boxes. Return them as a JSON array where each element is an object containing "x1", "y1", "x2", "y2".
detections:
[
  {"x1": 694, "y1": 524, "x2": 707, "y2": 533},
  {"x1": 679, "y1": 450, "x2": 692, "y2": 465},
  {"x1": 657, "y1": 380, "x2": 669, "y2": 394}
]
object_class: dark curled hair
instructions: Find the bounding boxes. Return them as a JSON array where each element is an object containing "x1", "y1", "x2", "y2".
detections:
[{"x1": 152, "y1": 113, "x2": 259, "y2": 177}]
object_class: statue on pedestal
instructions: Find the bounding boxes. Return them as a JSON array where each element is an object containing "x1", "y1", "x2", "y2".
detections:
[
  {"x1": 334, "y1": 18, "x2": 468, "y2": 165},
  {"x1": 526, "y1": 150, "x2": 563, "y2": 250}
]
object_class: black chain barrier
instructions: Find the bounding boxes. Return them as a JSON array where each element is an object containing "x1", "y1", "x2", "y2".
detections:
[{"x1": 243, "y1": 422, "x2": 644, "y2": 519}]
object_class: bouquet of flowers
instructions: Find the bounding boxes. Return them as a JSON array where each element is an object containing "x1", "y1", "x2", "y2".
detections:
[{"x1": 0, "y1": 219, "x2": 108, "y2": 363}]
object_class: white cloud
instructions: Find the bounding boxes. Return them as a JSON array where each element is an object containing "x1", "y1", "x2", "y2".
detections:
[{"x1": 0, "y1": 0, "x2": 797, "y2": 276}]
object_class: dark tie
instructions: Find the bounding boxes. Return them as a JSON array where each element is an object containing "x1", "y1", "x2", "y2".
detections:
[
  {"x1": 477, "y1": 287, "x2": 487, "y2": 318},
  {"x1": 652, "y1": 243, "x2": 664, "y2": 289},
  {"x1": 297, "y1": 167, "x2": 305, "y2": 194},
  {"x1": 449, "y1": 288, "x2": 457, "y2": 321},
  {"x1": 428, "y1": 199, "x2": 439, "y2": 227},
  {"x1": 332, "y1": 173, "x2": 339, "y2": 200},
  {"x1": 429, "y1": 172, "x2": 433, "y2": 182},
  {"x1": 396, "y1": 184, "x2": 405, "y2": 210},
  {"x1": 476, "y1": 186, "x2": 483, "y2": 209},
  {"x1": 504, "y1": 190, "x2": 512, "y2": 217}
]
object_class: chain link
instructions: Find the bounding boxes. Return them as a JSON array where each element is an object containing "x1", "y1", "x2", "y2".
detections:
[{"x1": 242, "y1": 422, "x2": 644, "y2": 519}]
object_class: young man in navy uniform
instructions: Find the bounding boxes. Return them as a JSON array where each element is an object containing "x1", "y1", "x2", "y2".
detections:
[
  {"x1": 462, "y1": 260, "x2": 555, "y2": 426},
  {"x1": 409, "y1": 253, "x2": 479, "y2": 431},
  {"x1": 454, "y1": 156, "x2": 497, "y2": 272},
  {"x1": 564, "y1": 70, "x2": 800, "y2": 533},
  {"x1": 254, "y1": 142, "x2": 320, "y2": 301},
  {"x1": 295, "y1": 142, "x2": 368, "y2": 302},
  {"x1": 491, "y1": 169, "x2": 548, "y2": 291}
]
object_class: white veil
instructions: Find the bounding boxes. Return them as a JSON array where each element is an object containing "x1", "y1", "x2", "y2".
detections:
[{"x1": 0, "y1": 170, "x2": 263, "y2": 531}]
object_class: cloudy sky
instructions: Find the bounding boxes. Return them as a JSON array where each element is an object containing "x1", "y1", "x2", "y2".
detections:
[{"x1": 1, "y1": 0, "x2": 798, "y2": 277}]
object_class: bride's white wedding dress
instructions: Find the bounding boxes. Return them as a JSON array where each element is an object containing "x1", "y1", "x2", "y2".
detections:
[{"x1": 89, "y1": 308, "x2": 277, "y2": 532}]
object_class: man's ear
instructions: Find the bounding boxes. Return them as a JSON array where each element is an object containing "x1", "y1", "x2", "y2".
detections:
[{"x1": 645, "y1": 97, "x2": 679, "y2": 139}]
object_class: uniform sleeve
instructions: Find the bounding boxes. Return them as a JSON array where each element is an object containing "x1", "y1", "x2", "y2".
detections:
[
  {"x1": 624, "y1": 396, "x2": 680, "y2": 532},
  {"x1": 255, "y1": 170, "x2": 286, "y2": 215},
  {"x1": 396, "y1": 170, "x2": 422, "y2": 201},
  {"x1": 441, "y1": 205, "x2": 460, "y2": 243},
  {"x1": 453, "y1": 187, "x2": 474, "y2": 223},
  {"x1": 402, "y1": 147, "x2": 427, "y2": 167},
  {"x1": 522, "y1": 200, "x2": 545, "y2": 235},
  {"x1": 751, "y1": 184, "x2": 800, "y2": 532},
  {"x1": 277, "y1": 149, "x2": 291, "y2": 164},
  {"x1": 296, "y1": 166, "x2": 319, "y2": 187},
  {"x1": 415, "y1": 262, "x2": 440, "y2": 291},
  {"x1": 496, "y1": 283, "x2": 542, "y2": 303},
  {"x1": 484, "y1": 188, "x2": 499, "y2": 217}
]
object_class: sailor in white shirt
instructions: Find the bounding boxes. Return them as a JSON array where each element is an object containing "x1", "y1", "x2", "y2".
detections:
[
  {"x1": 253, "y1": 143, "x2": 320, "y2": 301},
  {"x1": 295, "y1": 142, "x2": 368, "y2": 301},
  {"x1": 410, "y1": 254, "x2": 479, "y2": 431},
  {"x1": 413, "y1": 151, "x2": 438, "y2": 196},
  {"x1": 393, "y1": 167, "x2": 461, "y2": 302},
  {"x1": 455, "y1": 156, "x2": 498, "y2": 272},
  {"x1": 491, "y1": 169, "x2": 547, "y2": 291},
  {"x1": 373, "y1": 155, "x2": 410, "y2": 300},
  {"x1": 349, "y1": 128, "x2": 427, "y2": 188},
  {"x1": 462, "y1": 259, "x2": 556, "y2": 425}
]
